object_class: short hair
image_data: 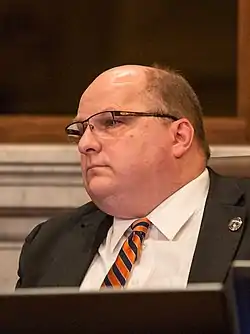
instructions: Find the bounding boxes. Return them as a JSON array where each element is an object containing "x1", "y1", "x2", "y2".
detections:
[{"x1": 144, "y1": 64, "x2": 210, "y2": 160}]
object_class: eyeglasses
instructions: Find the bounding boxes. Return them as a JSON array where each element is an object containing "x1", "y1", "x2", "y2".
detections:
[{"x1": 65, "y1": 110, "x2": 179, "y2": 143}]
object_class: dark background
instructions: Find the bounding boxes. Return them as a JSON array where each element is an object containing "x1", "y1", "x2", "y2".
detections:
[{"x1": 0, "y1": 0, "x2": 236, "y2": 116}]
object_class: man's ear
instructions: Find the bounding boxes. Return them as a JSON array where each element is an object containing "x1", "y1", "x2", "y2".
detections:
[{"x1": 171, "y1": 119, "x2": 194, "y2": 158}]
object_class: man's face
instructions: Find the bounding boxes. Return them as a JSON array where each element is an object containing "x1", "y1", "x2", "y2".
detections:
[{"x1": 76, "y1": 66, "x2": 175, "y2": 216}]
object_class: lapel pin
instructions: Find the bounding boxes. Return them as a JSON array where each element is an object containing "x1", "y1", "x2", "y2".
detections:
[{"x1": 228, "y1": 217, "x2": 243, "y2": 232}]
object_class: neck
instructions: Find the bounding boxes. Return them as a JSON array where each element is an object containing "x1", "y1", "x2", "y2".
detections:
[{"x1": 96, "y1": 166, "x2": 206, "y2": 219}]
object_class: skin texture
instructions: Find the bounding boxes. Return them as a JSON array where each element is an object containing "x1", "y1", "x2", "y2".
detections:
[{"x1": 76, "y1": 65, "x2": 206, "y2": 218}]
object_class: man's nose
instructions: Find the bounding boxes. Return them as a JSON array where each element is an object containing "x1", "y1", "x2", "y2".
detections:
[{"x1": 78, "y1": 126, "x2": 102, "y2": 155}]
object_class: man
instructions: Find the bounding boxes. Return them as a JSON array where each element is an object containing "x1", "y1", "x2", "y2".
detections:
[{"x1": 16, "y1": 64, "x2": 250, "y2": 289}]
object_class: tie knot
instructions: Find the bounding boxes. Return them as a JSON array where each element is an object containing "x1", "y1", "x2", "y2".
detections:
[{"x1": 131, "y1": 217, "x2": 151, "y2": 235}]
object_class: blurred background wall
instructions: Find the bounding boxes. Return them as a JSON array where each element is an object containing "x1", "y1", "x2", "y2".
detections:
[{"x1": 0, "y1": 0, "x2": 236, "y2": 117}]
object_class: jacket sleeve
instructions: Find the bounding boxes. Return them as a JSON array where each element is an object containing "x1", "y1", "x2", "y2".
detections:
[{"x1": 15, "y1": 223, "x2": 44, "y2": 289}]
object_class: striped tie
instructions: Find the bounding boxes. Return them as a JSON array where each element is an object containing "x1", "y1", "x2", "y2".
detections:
[{"x1": 101, "y1": 217, "x2": 151, "y2": 288}]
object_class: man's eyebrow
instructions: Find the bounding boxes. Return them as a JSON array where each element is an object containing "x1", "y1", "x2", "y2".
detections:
[{"x1": 72, "y1": 109, "x2": 114, "y2": 123}]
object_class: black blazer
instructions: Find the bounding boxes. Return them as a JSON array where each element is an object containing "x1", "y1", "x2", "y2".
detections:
[{"x1": 16, "y1": 169, "x2": 250, "y2": 288}]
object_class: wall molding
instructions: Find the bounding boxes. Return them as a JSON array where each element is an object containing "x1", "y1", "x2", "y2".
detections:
[
  {"x1": 0, "y1": 116, "x2": 248, "y2": 144},
  {"x1": 1, "y1": 144, "x2": 250, "y2": 242}
]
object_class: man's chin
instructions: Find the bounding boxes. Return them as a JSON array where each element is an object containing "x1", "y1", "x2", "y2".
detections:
[{"x1": 85, "y1": 179, "x2": 115, "y2": 201}]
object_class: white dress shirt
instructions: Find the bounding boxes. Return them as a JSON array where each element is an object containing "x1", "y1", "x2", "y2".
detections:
[{"x1": 80, "y1": 169, "x2": 210, "y2": 290}]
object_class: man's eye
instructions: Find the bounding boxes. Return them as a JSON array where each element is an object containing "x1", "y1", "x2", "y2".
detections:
[{"x1": 104, "y1": 119, "x2": 122, "y2": 127}]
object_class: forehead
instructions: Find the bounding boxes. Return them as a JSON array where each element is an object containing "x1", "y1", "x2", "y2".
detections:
[{"x1": 77, "y1": 67, "x2": 151, "y2": 117}]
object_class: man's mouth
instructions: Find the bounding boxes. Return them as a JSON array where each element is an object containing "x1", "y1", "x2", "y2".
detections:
[{"x1": 87, "y1": 165, "x2": 107, "y2": 172}]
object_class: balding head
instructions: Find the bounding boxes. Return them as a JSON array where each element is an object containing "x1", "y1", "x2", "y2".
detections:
[
  {"x1": 90, "y1": 64, "x2": 148, "y2": 85},
  {"x1": 78, "y1": 65, "x2": 150, "y2": 115},
  {"x1": 74, "y1": 64, "x2": 207, "y2": 217},
  {"x1": 78, "y1": 64, "x2": 209, "y2": 159}
]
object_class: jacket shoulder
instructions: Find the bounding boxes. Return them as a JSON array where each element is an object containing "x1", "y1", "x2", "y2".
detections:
[
  {"x1": 209, "y1": 168, "x2": 250, "y2": 192},
  {"x1": 16, "y1": 201, "x2": 99, "y2": 288},
  {"x1": 26, "y1": 201, "x2": 98, "y2": 243}
]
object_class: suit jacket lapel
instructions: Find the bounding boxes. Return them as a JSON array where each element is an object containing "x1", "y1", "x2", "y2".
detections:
[
  {"x1": 37, "y1": 209, "x2": 112, "y2": 287},
  {"x1": 189, "y1": 169, "x2": 247, "y2": 283}
]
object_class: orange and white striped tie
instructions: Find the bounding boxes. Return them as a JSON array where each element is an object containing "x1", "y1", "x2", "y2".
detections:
[{"x1": 101, "y1": 217, "x2": 151, "y2": 288}]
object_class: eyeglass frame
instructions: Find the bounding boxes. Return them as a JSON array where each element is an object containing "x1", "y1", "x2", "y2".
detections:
[{"x1": 65, "y1": 110, "x2": 180, "y2": 141}]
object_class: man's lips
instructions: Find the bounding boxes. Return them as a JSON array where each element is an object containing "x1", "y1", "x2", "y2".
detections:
[{"x1": 86, "y1": 165, "x2": 107, "y2": 172}]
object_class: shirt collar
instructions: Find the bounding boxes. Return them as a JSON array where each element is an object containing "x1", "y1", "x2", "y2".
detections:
[
  {"x1": 110, "y1": 168, "x2": 209, "y2": 251},
  {"x1": 109, "y1": 218, "x2": 134, "y2": 253},
  {"x1": 147, "y1": 168, "x2": 209, "y2": 240}
]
